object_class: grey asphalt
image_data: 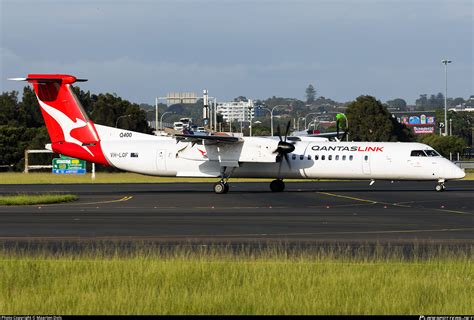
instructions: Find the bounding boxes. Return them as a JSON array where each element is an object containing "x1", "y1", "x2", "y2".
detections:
[{"x1": 0, "y1": 180, "x2": 473, "y2": 246}]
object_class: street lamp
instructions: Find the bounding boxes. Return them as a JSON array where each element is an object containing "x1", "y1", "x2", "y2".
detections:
[
  {"x1": 256, "y1": 105, "x2": 287, "y2": 136},
  {"x1": 442, "y1": 59, "x2": 452, "y2": 136},
  {"x1": 115, "y1": 114, "x2": 131, "y2": 128},
  {"x1": 160, "y1": 111, "x2": 173, "y2": 131},
  {"x1": 304, "y1": 113, "x2": 320, "y2": 130},
  {"x1": 307, "y1": 115, "x2": 326, "y2": 132},
  {"x1": 297, "y1": 117, "x2": 306, "y2": 132}
]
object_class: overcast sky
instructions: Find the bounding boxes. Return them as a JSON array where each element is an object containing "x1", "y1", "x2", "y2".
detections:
[{"x1": 1, "y1": 0, "x2": 472, "y2": 105}]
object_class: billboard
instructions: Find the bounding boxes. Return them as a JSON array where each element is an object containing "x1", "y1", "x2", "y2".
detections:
[{"x1": 394, "y1": 112, "x2": 436, "y2": 135}]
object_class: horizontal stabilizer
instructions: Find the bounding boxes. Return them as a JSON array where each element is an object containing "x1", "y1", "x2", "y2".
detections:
[{"x1": 8, "y1": 74, "x2": 87, "y2": 84}]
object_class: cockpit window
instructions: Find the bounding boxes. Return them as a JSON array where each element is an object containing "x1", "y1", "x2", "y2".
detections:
[
  {"x1": 425, "y1": 149, "x2": 441, "y2": 157},
  {"x1": 410, "y1": 150, "x2": 426, "y2": 157}
]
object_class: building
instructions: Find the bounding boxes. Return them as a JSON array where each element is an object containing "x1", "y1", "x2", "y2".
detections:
[{"x1": 217, "y1": 100, "x2": 254, "y2": 123}]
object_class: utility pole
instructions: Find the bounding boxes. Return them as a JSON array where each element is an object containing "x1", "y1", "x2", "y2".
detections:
[
  {"x1": 155, "y1": 97, "x2": 158, "y2": 132},
  {"x1": 442, "y1": 59, "x2": 452, "y2": 136}
]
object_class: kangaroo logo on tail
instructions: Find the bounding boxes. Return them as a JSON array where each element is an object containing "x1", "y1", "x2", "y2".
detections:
[{"x1": 37, "y1": 99, "x2": 94, "y2": 157}]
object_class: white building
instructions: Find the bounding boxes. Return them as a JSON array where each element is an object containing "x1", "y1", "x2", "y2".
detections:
[{"x1": 217, "y1": 100, "x2": 254, "y2": 123}]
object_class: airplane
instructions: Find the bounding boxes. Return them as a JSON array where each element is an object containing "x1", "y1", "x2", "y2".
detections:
[{"x1": 9, "y1": 74, "x2": 465, "y2": 193}]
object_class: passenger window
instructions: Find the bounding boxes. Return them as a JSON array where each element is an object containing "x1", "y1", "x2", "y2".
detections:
[
  {"x1": 364, "y1": 155, "x2": 368, "y2": 161},
  {"x1": 328, "y1": 155, "x2": 332, "y2": 160},
  {"x1": 349, "y1": 155, "x2": 353, "y2": 161},
  {"x1": 410, "y1": 150, "x2": 426, "y2": 157},
  {"x1": 292, "y1": 154, "x2": 296, "y2": 160},
  {"x1": 342, "y1": 155, "x2": 346, "y2": 161},
  {"x1": 335, "y1": 155, "x2": 339, "y2": 160},
  {"x1": 308, "y1": 155, "x2": 311, "y2": 160},
  {"x1": 322, "y1": 155, "x2": 325, "y2": 160},
  {"x1": 300, "y1": 155, "x2": 304, "y2": 160}
]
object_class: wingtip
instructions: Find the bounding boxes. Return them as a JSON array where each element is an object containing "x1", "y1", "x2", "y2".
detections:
[{"x1": 7, "y1": 77, "x2": 27, "y2": 81}]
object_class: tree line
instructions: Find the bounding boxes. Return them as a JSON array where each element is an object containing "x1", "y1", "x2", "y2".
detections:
[
  {"x1": 0, "y1": 85, "x2": 471, "y2": 171},
  {"x1": 0, "y1": 86, "x2": 151, "y2": 171}
]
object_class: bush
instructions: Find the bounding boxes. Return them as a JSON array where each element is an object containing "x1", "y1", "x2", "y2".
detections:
[{"x1": 418, "y1": 134, "x2": 466, "y2": 158}]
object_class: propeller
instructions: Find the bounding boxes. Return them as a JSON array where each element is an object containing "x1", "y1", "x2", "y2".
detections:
[{"x1": 273, "y1": 121, "x2": 295, "y2": 177}]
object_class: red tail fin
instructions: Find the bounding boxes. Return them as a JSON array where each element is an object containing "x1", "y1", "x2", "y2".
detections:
[{"x1": 25, "y1": 74, "x2": 110, "y2": 165}]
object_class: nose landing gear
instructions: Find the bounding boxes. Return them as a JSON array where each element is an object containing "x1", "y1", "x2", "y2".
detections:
[{"x1": 435, "y1": 179, "x2": 446, "y2": 192}]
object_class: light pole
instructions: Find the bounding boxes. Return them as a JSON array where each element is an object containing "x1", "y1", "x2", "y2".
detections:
[
  {"x1": 265, "y1": 105, "x2": 287, "y2": 136},
  {"x1": 307, "y1": 115, "x2": 325, "y2": 132},
  {"x1": 297, "y1": 117, "x2": 305, "y2": 132},
  {"x1": 160, "y1": 111, "x2": 173, "y2": 131},
  {"x1": 248, "y1": 103, "x2": 253, "y2": 137},
  {"x1": 155, "y1": 97, "x2": 158, "y2": 131},
  {"x1": 257, "y1": 106, "x2": 271, "y2": 136},
  {"x1": 304, "y1": 113, "x2": 320, "y2": 130},
  {"x1": 116, "y1": 115, "x2": 131, "y2": 128},
  {"x1": 442, "y1": 59, "x2": 452, "y2": 136}
]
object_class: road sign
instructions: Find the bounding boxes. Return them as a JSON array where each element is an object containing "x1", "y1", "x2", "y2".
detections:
[{"x1": 52, "y1": 155, "x2": 86, "y2": 174}]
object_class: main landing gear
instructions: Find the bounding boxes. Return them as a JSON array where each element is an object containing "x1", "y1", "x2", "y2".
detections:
[
  {"x1": 435, "y1": 179, "x2": 446, "y2": 192},
  {"x1": 213, "y1": 166, "x2": 232, "y2": 194},
  {"x1": 213, "y1": 180, "x2": 229, "y2": 194},
  {"x1": 269, "y1": 179, "x2": 285, "y2": 192}
]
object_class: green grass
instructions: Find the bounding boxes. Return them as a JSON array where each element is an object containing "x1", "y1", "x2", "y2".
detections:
[
  {"x1": 0, "y1": 247, "x2": 471, "y2": 315},
  {"x1": 0, "y1": 172, "x2": 319, "y2": 184},
  {"x1": 0, "y1": 170, "x2": 472, "y2": 184},
  {"x1": 0, "y1": 194, "x2": 77, "y2": 205}
]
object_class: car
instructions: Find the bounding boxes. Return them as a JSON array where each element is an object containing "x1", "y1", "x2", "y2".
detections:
[{"x1": 173, "y1": 122, "x2": 184, "y2": 131}]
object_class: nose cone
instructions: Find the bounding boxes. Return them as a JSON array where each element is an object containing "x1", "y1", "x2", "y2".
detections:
[{"x1": 450, "y1": 164, "x2": 466, "y2": 180}]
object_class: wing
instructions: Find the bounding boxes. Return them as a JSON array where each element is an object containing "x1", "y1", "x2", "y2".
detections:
[{"x1": 175, "y1": 134, "x2": 242, "y2": 144}]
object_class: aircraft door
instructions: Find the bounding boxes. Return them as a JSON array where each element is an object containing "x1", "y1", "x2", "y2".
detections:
[
  {"x1": 157, "y1": 149, "x2": 167, "y2": 171},
  {"x1": 362, "y1": 154, "x2": 371, "y2": 174}
]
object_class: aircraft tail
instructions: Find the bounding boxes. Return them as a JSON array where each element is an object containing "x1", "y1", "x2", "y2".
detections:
[{"x1": 10, "y1": 74, "x2": 110, "y2": 165}]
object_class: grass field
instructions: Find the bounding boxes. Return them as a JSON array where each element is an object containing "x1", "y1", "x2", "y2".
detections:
[
  {"x1": 0, "y1": 172, "x2": 319, "y2": 184},
  {"x1": 0, "y1": 170, "x2": 473, "y2": 184},
  {"x1": 0, "y1": 247, "x2": 471, "y2": 315},
  {"x1": 0, "y1": 194, "x2": 77, "y2": 205}
]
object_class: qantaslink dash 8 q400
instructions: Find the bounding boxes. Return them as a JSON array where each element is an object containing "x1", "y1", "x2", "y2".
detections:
[{"x1": 9, "y1": 74, "x2": 465, "y2": 193}]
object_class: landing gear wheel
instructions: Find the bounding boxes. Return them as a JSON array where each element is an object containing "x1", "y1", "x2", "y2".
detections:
[
  {"x1": 435, "y1": 184, "x2": 444, "y2": 192},
  {"x1": 214, "y1": 182, "x2": 229, "y2": 194},
  {"x1": 270, "y1": 179, "x2": 285, "y2": 192}
]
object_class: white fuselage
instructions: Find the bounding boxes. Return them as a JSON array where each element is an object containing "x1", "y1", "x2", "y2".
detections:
[{"x1": 95, "y1": 125, "x2": 465, "y2": 181}]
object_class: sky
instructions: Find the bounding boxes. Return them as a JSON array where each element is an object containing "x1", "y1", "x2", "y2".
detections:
[{"x1": 1, "y1": 0, "x2": 472, "y2": 105}]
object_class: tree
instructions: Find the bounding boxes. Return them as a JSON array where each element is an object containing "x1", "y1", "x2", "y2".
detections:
[
  {"x1": 305, "y1": 84, "x2": 316, "y2": 104},
  {"x1": 435, "y1": 109, "x2": 473, "y2": 147},
  {"x1": 345, "y1": 95, "x2": 413, "y2": 142},
  {"x1": 0, "y1": 91, "x2": 20, "y2": 126},
  {"x1": 418, "y1": 134, "x2": 466, "y2": 158},
  {"x1": 386, "y1": 98, "x2": 407, "y2": 110},
  {"x1": 233, "y1": 96, "x2": 248, "y2": 102},
  {"x1": 416, "y1": 94, "x2": 429, "y2": 110},
  {"x1": 19, "y1": 86, "x2": 43, "y2": 127},
  {"x1": 90, "y1": 93, "x2": 152, "y2": 133},
  {"x1": 450, "y1": 97, "x2": 465, "y2": 107}
]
